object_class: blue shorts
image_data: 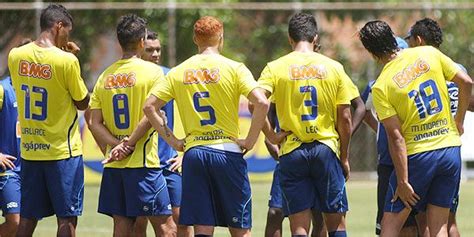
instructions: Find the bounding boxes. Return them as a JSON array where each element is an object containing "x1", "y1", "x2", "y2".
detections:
[
  {"x1": 180, "y1": 146, "x2": 252, "y2": 229},
  {"x1": 98, "y1": 168, "x2": 172, "y2": 218},
  {"x1": 385, "y1": 146, "x2": 461, "y2": 213},
  {"x1": 21, "y1": 156, "x2": 84, "y2": 219},
  {"x1": 163, "y1": 169, "x2": 182, "y2": 208},
  {"x1": 268, "y1": 164, "x2": 289, "y2": 216},
  {"x1": 0, "y1": 172, "x2": 21, "y2": 215},
  {"x1": 279, "y1": 141, "x2": 348, "y2": 215}
]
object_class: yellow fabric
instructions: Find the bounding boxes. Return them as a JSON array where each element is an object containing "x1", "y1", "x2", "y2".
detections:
[
  {"x1": 258, "y1": 51, "x2": 353, "y2": 156},
  {"x1": 90, "y1": 58, "x2": 164, "y2": 168},
  {"x1": 8, "y1": 42, "x2": 88, "y2": 160},
  {"x1": 150, "y1": 54, "x2": 258, "y2": 151},
  {"x1": 372, "y1": 46, "x2": 461, "y2": 155},
  {"x1": 0, "y1": 84, "x2": 4, "y2": 111}
]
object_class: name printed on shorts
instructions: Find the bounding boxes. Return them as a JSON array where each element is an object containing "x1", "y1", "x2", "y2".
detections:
[
  {"x1": 392, "y1": 59, "x2": 430, "y2": 88},
  {"x1": 289, "y1": 65, "x2": 327, "y2": 80},
  {"x1": 104, "y1": 72, "x2": 136, "y2": 89},
  {"x1": 183, "y1": 68, "x2": 220, "y2": 84},
  {"x1": 410, "y1": 118, "x2": 450, "y2": 141},
  {"x1": 18, "y1": 60, "x2": 52, "y2": 80}
]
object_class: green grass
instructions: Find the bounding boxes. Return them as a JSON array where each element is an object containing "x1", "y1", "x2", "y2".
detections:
[{"x1": 31, "y1": 181, "x2": 474, "y2": 236}]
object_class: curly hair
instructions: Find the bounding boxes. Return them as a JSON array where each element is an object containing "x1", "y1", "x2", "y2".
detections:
[
  {"x1": 288, "y1": 13, "x2": 318, "y2": 42},
  {"x1": 409, "y1": 18, "x2": 443, "y2": 48},
  {"x1": 359, "y1": 20, "x2": 398, "y2": 60},
  {"x1": 193, "y1": 16, "x2": 223, "y2": 46}
]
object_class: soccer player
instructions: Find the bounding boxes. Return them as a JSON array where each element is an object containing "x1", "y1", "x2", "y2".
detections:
[
  {"x1": 133, "y1": 30, "x2": 192, "y2": 237},
  {"x1": 359, "y1": 20, "x2": 472, "y2": 236},
  {"x1": 259, "y1": 13, "x2": 352, "y2": 237},
  {"x1": 111, "y1": 16, "x2": 269, "y2": 236},
  {"x1": 88, "y1": 14, "x2": 176, "y2": 236},
  {"x1": 362, "y1": 37, "x2": 419, "y2": 237},
  {"x1": 8, "y1": 4, "x2": 89, "y2": 236},
  {"x1": 404, "y1": 17, "x2": 470, "y2": 237}
]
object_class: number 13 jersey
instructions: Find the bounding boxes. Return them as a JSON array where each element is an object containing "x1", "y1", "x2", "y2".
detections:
[
  {"x1": 8, "y1": 42, "x2": 88, "y2": 161},
  {"x1": 90, "y1": 58, "x2": 164, "y2": 168},
  {"x1": 372, "y1": 46, "x2": 461, "y2": 155},
  {"x1": 150, "y1": 54, "x2": 258, "y2": 151}
]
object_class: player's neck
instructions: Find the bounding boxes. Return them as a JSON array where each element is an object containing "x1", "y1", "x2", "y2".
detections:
[
  {"x1": 292, "y1": 42, "x2": 315, "y2": 53},
  {"x1": 198, "y1": 46, "x2": 220, "y2": 55},
  {"x1": 35, "y1": 31, "x2": 56, "y2": 48},
  {"x1": 121, "y1": 51, "x2": 141, "y2": 60},
  {"x1": 380, "y1": 51, "x2": 399, "y2": 65}
]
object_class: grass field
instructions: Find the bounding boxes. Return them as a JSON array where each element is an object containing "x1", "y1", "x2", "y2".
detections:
[{"x1": 30, "y1": 181, "x2": 474, "y2": 237}]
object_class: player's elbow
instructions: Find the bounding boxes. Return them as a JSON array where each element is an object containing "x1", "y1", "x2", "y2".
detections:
[
  {"x1": 143, "y1": 103, "x2": 156, "y2": 118},
  {"x1": 74, "y1": 94, "x2": 90, "y2": 111},
  {"x1": 253, "y1": 97, "x2": 270, "y2": 113}
]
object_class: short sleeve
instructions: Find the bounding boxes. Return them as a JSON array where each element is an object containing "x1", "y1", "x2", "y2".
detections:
[
  {"x1": 437, "y1": 49, "x2": 460, "y2": 81},
  {"x1": 0, "y1": 85, "x2": 4, "y2": 111},
  {"x1": 236, "y1": 64, "x2": 258, "y2": 97},
  {"x1": 150, "y1": 73, "x2": 174, "y2": 103},
  {"x1": 257, "y1": 65, "x2": 275, "y2": 94},
  {"x1": 65, "y1": 58, "x2": 89, "y2": 101},
  {"x1": 372, "y1": 86, "x2": 397, "y2": 121},
  {"x1": 89, "y1": 80, "x2": 102, "y2": 110},
  {"x1": 335, "y1": 66, "x2": 353, "y2": 105}
]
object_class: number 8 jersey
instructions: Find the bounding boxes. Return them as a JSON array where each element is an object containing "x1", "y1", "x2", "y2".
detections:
[
  {"x1": 90, "y1": 58, "x2": 164, "y2": 168},
  {"x1": 258, "y1": 51, "x2": 355, "y2": 157},
  {"x1": 372, "y1": 46, "x2": 461, "y2": 155},
  {"x1": 150, "y1": 54, "x2": 258, "y2": 151},
  {"x1": 8, "y1": 42, "x2": 89, "y2": 161}
]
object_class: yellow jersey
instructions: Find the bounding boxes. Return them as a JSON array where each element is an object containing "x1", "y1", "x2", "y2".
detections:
[
  {"x1": 8, "y1": 42, "x2": 88, "y2": 161},
  {"x1": 258, "y1": 51, "x2": 353, "y2": 156},
  {"x1": 90, "y1": 58, "x2": 164, "y2": 168},
  {"x1": 150, "y1": 54, "x2": 258, "y2": 151},
  {"x1": 372, "y1": 46, "x2": 461, "y2": 155}
]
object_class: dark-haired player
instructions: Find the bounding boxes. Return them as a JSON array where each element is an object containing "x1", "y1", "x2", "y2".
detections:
[
  {"x1": 359, "y1": 20, "x2": 472, "y2": 236},
  {"x1": 259, "y1": 13, "x2": 352, "y2": 237},
  {"x1": 89, "y1": 15, "x2": 176, "y2": 236},
  {"x1": 133, "y1": 30, "x2": 192, "y2": 237},
  {"x1": 110, "y1": 16, "x2": 269, "y2": 237},
  {"x1": 405, "y1": 17, "x2": 470, "y2": 237},
  {"x1": 8, "y1": 4, "x2": 89, "y2": 236}
]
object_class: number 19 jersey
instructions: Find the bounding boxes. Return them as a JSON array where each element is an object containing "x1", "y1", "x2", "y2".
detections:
[
  {"x1": 150, "y1": 54, "x2": 258, "y2": 151},
  {"x1": 372, "y1": 46, "x2": 461, "y2": 155},
  {"x1": 8, "y1": 43, "x2": 89, "y2": 161},
  {"x1": 90, "y1": 58, "x2": 164, "y2": 168},
  {"x1": 258, "y1": 51, "x2": 353, "y2": 157}
]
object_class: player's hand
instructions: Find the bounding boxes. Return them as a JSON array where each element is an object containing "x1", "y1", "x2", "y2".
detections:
[
  {"x1": 167, "y1": 156, "x2": 183, "y2": 172},
  {"x1": 0, "y1": 153, "x2": 16, "y2": 171},
  {"x1": 267, "y1": 130, "x2": 292, "y2": 145},
  {"x1": 102, "y1": 140, "x2": 134, "y2": 164},
  {"x1": 231, "y1": 138, "x2": 254, "y2": 155},
  {"x1": 264, "y1": 139, "x2": 280, "y2": 161},
  {"x1": 340, "y1": 159, "x2": 350, "y2": 181},
  {"x1": 62, "y1": 41, "x2": 81, "y2": 55},
  {"x1": 170, "y1": 138, "x2": 185, "y2": 152},
  {"x1": 456, "y1": 120, "x2": 464, "y2": 135},
  {"x1": 391, "y1": 182, "x2": 420, "y2": 210}
]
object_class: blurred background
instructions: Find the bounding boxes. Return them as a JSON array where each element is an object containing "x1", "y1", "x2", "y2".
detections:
[{"x1": 1, "y1": 1, "x2": 474, "y2": 236}]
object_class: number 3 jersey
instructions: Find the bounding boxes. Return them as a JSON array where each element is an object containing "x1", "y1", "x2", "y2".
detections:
[
  {"x1": 258, "y1": 51, "x2": 355, "y2": 157},
  {"x1": 8, "y1": 43, "x2": 89, "y2": 161},
  {"x1": 90, "y1": 58, "x2": 164, "y2": 168},
  {"x1": 372, "y1": 46, "x2": 461, "y2": 156},
  {"x1": 150, "y1": 54, "x2": 258, "y2": 151}
]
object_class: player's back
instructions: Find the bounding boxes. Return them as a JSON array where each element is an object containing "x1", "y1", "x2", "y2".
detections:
[
  {"x1": 372, "y1": 46, "x2": 461, "y2": 155},
  {"x1": 90, "y1": 58, "x2": 164, "y2": 168},
  {"x1": 259, "y1": 51, "x2": 352, "y2": 156},
  {"x1": 0, "y1": 77, "x2": 21, "y2": 172},
  {"x1": 7, "y1": 42, "x2": 88, "y2": 160},
  {"x1": 161, "y1": 54, "x2": 257, "y2": 151}
]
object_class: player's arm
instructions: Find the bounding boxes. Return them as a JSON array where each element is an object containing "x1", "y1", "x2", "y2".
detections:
[
  {"x1": 350, "y1": 96, "x2": 366, "y2": 134},
  {"x1": 364, "y1": 111, "x2": 378, "y2": 132},
  {"x1": 235, "y1": 88, "x2": 269, "y2": 152},
  {"x1": 382, "y1": 115, "x2": 419, "y2": 209},
  {"x1": 263, "y1": 103, "x2": 280, "y2": 160},
  {"x1": 88, "y1": 109, "x2": 120, "y2": 150},
  {"x1": 468, "y1": 97, "x2": 474, "y2": 112},
  {"x1": 84, "y1": 108, "x2": 106, "y2": 155},
  {"x1": 336, "y1": 104, "x2": 352, "y2": 180},
  {"x1": 73, "y1": 94, "x2": 90, "y2": 111},
  {"x1": 451, "y1": 71, "x2": 473, "y2": 134}
]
